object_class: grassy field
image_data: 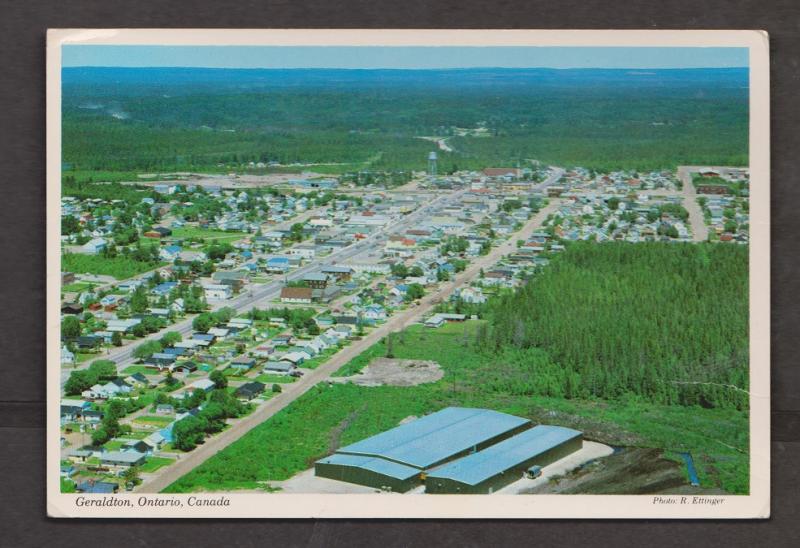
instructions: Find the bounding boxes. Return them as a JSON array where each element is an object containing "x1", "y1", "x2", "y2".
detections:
[
  {"x1": 171, "y1": 226, "x2": 247, "y2": 243},
  {"x1": 133, "y1": 415, "x2": 175, "y2": 427},
  {"x1": 62, "y1": 253, "x2": 164, "y2": 280},
  {"x1": 62, "y1": 281, "x2": 97, "y2": 293},
  {"x1": 121, "y1": 365, "x2": 155, "y2": 376},
  {"x1": 140, "y1": 456, "x2": 175, "y2": 473},
  {"x1": 164, "y1": 321, "x2": 748, "y2": 494},
  {"x1": 254, "y1": 373, "x2": 297, "y2": 384}
]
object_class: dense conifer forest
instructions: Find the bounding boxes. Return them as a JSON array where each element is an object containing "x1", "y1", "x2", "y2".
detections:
[
  {"x1": 487, "y1": 242, "x2": 749, "y2": 410},
  {"x1": 62, "y1": 67, "x2": 748, "y2": 175}
]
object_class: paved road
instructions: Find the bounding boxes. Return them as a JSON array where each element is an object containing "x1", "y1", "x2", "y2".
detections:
[
  {"x1": 135, "y1": 169, "x2": 564, "y2": 493},
  {"x1": 677, "y1": 166, "x2": 710, "y2": 242}
]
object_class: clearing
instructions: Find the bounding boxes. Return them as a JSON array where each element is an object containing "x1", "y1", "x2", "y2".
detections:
[{"x1": 333, "y1": 357, "x2": 443, "y2": 387}]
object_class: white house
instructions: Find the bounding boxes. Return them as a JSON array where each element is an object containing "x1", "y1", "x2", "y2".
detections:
[
  {"x1": 81, "y1": 237, "x2": 107, "y2": 255},
  {"x1": 289, "y1": 245, "x2": 316, "y2": 259},
  {"x1": 203, "y1": 284, "x2": 232, "y2": 301}
]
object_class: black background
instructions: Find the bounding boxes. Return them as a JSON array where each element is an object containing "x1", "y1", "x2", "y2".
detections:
[{"x1": 1, "y1": 0, "x2": 798, "y2": 545}]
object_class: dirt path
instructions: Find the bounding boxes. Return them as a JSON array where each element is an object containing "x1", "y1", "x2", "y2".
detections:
[
  {"x1": 677, "y1": 166, "x2": 709, "y2": 242},
  {"x1": 136, "y1": 183, "x2": 564, "y2": 493}
]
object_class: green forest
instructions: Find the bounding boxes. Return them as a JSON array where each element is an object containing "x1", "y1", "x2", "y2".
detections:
[
  {"x1": 62, "y1": 68, "x2": 748, "y2": 176},
  {"x1": 487, "y1": 241, "x2": 749, "y2": 409}
]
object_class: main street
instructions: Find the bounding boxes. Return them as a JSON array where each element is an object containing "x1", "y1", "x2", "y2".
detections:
[{"x1": 136, "y1": 168, "x2": 564, "y2": 492}]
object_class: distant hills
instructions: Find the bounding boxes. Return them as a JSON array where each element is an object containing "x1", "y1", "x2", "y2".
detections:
[{"x1": 62, "y1": 66, "x2": 749, "y2": 95}]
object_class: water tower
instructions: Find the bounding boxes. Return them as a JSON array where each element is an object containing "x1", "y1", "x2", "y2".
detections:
[{"x1": 428, "y1": 151, "x2": 438, "y2": 176}]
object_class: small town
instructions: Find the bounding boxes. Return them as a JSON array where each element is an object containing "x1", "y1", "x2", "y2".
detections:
[{"x1": 59, "y1": 158, "x2": 749, "y2": 494}]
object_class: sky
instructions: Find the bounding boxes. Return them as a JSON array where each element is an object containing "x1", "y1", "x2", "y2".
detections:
[{"x1": 62, "y1": 45, "x2": 749, "y2": 70}]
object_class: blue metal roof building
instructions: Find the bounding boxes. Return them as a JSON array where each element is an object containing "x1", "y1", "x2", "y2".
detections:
[
  {"x1": 425, "y1": 425, "x2": 583, "y2": 494},
  {"x1": 314, "y1": 453, "x2": 421, "y2": 493},
  {"x1": 314, "y1": 407, "x2": 532, "y2": 492}
]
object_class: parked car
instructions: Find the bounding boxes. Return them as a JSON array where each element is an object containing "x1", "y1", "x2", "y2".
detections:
[{"x1": 526, "y1": 465, "x2": 542, "y2": 479}]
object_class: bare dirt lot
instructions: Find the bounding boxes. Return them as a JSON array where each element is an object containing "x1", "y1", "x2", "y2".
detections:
[
  {"x1": 270, "y1": 468, "x2": 389, "y2": 494},
  {"x1": 333, "y1": 358, "x2": 443, "y2": 387},
  {"x1": 520, "y1": 447, "x2": 725, "y2": 495}
]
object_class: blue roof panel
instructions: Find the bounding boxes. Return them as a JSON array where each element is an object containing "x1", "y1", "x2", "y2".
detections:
[
  {"x1": 336, "y1": 407, "x2": 531, "y2": 469},
  {"x1": 317, "y1": 453, "x2": 420, "y2": 480},
  {"x1": 426, "y1": 425, "x2": 582, "y2": 486}
]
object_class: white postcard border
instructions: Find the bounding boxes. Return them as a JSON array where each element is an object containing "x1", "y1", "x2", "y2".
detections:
[{"x1": 46, "y1": 28, "x2": 770, "y2": 519}]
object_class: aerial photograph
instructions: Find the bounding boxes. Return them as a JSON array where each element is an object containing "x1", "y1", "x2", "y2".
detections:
[{"x1": 57, "y1": 43, "x2": 751, "y2": 499}]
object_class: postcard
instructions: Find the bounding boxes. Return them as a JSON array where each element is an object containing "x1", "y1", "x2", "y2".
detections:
[{"x1": 47, "y1": 29, "x2": 769, "y2": 518}]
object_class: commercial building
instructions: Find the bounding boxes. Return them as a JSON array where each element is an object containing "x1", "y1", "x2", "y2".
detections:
[
  {"x1": 315, "y1": 407, "x2": 531, "y2": 492},
  {"x1": 425, "y1": 425, "x2": 583, "y2": 494}
]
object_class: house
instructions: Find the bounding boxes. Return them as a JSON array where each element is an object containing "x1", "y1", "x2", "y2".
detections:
[
  {"x1": 125, "y1": 372, "x2": 150, "y2": 387},
  {"x1": 61, "y1": 302, "x2": 84, "y2": 315},
  {"x1": 282, "y1": 352, "x2": 307, "y2": 365},
  {"x1": 106, "y1": 318, "x2": 142, "y2": 334},
  {"x1": 100, "y1": 450, "x2": 146, "y2": 467},
  {"x1": 123, "y1": 439, "x2": 152, "y2": 455},
  {"x1": 229, "y1": 356, "x2": 256, "y2": 373},
  {"x1": 189, "y1": 378, "x2": 215, "y2": 393},
  {"x1": 76, "y1": 335, "x2": 102, "y2": 350},
  {"x1": 149, "y1": 353, "x2": 177, "y2": 368},
  {"x1": 321, "y1": 265, "x2": 353, "y2": 282},
  {"x1": 175, "y1": 361, "x2": 198, "y2": 374},
  {"x1": 76, "y1": 480, "x2": 119, "y2": 494},
  {"x1": 289, "y1": 244, "x2": 317, "y2": 260},
  {"x1": 61, "y1": 345, "x2": 75, "y2": 365},
  {"x1": 362, "y1": 305, "x2": 387, "y2": 322},
  {"x1": 203, "y1": 284, "x2": 233, "y2": 301},
  {"x1": 152, "y1": 226, "x2": 173, "y2": 238},
  {"x1": 151, "y1": 282, "x2": 179, "y2": 297},
  {"x1": 425, "y1": 313, "x2": 466, "y2": 328},
  {"x1": 81, "y1": 237, "x2": 107, "y2": 254},
  {"x1": 303, "y1": 272, "x2": 329, "y2": 289},
  {"x1": 263, "y1": 361, "x2": 295, "y2": 375},
  {"x1": 265, "y1": 257, "x2": 291, "y2": 273},
  {"x1": 271, "y1": 334, "x2": 293, "y2": 346},
  {"x1": 159, "y1": 245, "x2": 182, "y2": 262},
  {"x1": 156, "y1": 403, "x2": 175, "y2": 415},
  {"x1": 235, "y1": 381, "x2": 266, "y2": 401},
  {"x1": 144, "y1": 431, "x2": 166, "y2": 451},
  {"x1": 83, "y1": 410, "x2": 104, "y2": 424},
  {"x1": 60, "y1": 399, "x2": 91, "y2": 423},
  {"x1": 208, "y1": 327, "x2": 230, "y2": 340},
  {"x1": 457, "y1": 287, "x2": 487, "y2": 304},
  {"x1": 280, "y1": 286, "x2": 313, "y2": 304}
]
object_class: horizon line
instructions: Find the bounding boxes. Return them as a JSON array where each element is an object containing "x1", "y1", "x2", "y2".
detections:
[{"x1": 63, "y1": 65, "x2": 749, "y2": 71}]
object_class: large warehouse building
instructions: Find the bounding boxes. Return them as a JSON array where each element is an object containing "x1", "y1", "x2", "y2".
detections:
[
  {"x1": 424, "y1": 425, "x2": 583, "y2": 494},
  {"x1": 315, "y1": 407, "x2": 531, "y2": 492},
  {"x1": 314, "y1": 407, "x2": 583, "y2": 493}
]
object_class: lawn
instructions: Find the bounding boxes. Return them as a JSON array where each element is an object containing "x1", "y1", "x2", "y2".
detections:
[
  {"x1": 133, "y1": 415, "x2": 175, "y2": 427},
  {"x1": 75, "y1": 352, "x2": 99, "y2": 364},
  {"x1": 172, "y1": 226, "x2": 246, "y2": 244},
  {"x1": 299, "y1": 347, "x2": 340, "y2": 370},
  {"x1": 164, "y1": 321, "x2": 749, "y2": 494},
  {"x1": 140, "y1": 456, "x2": 175, "y2": 473},
  {"x1": 62, "y1": 281, "x2": 97, "y2": 292},
  {"x1": 121, "y1": 365, "x2": 156, "y2": 376},
  {"x1": 254, "y1": 373, "x2": 296, "y2": 384},
  {"x1": 62, "y1": 253, "x2": 164, "y2": 280}
]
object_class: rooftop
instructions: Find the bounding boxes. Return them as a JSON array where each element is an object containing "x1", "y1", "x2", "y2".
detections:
[
  {"x1": 426, "y1": 425, "x2": 582, "y2": 486},
  {"x1": 317, "y1": 453, "x2": 421, "y2": 481},
  {"x1": 335, "y1": 407, "x2": 531, "y2": 469}
]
